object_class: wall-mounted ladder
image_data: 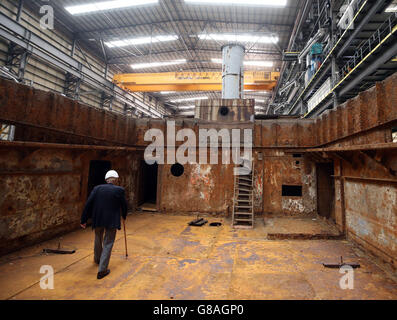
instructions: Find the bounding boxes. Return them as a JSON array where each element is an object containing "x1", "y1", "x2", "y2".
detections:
[{"x1": 232, "y1": 159, "x2": 254, "y2": 229}]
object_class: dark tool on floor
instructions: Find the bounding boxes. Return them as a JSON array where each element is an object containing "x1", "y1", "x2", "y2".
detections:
[
  {"x1": 188, "y1": 218, "x2": 208, "y2": 227},
  {"x1": 42, "y1": 240, "x2": 75, "y2": 254},
  {"x1": 42, "y1": 248, "x2": 75, "y2": 254},
  {"x1": 209, "y1": 222, "x2": 222, "y2": 227},
  {"x1": 323, "y1": 256, "x2": 360, "y2": 269},
  {"x1": 189, "y1": 217, "x2": 203, "y2": 225},
  {"x1": 123, "y1": 218, "x2": 128, "y2": 259}
]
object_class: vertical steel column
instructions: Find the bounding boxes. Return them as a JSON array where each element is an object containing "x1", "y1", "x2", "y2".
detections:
[
  {"x1": 71, "y1": 39, "x2": 76, "y2": 57},
  {"x1": 222, "y1": 44, "x2": 245, "y2": 99},
  {"x1": 330, "y1": 0, "x2": 339, "y2": 109},
  {"x1": 16, "y1": 0, "x2": 24, "y2": 22},
  {"x1": 331, "y1": 56, "x2": 339, "y2": 108},
  {"x1": 104, "y1": 63, "x2": 109, "y2": 79}
]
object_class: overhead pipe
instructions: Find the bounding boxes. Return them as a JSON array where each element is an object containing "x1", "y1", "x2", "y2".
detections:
[
  {"x1": 0, "y1": 67, "x2": 19, "y2": 82},
  {"x1": 279, "y1": 80, "x2": 296, "y2": 95},
  {"x1": 273, "y1": 104, "x2": 285, "y2": 113},
  {"x1": 298, "y1": 28, "x2": 326, "y2": 64},
  {"x1": 287, "y1": 85, "x2": 300, "y2": 104}
]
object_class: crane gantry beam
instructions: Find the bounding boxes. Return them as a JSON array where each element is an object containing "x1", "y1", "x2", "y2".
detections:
[{"x1": 113, "y1": 71, "x2": 280, "y2": 92}]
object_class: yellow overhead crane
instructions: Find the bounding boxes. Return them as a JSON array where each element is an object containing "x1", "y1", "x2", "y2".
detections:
[{"x1": 113, "y1": 71, "x2": 279, "y2": 92}]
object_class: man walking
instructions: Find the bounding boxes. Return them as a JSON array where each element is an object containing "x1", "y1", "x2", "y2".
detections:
[{"x1": 81, "y1": 170, "x2": 128, "y2": 279}]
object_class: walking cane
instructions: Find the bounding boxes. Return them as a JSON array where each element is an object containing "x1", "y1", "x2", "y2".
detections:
[{"x1": 123, "y1": 219, "x2": 128, "y2": 259}]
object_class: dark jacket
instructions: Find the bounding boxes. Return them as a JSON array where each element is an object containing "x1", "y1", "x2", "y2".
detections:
[{"x1": 81, "y1": 184, "x2": 128, "y2": 230}]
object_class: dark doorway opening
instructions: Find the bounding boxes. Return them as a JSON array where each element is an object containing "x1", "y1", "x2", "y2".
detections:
[
  {"x1": 316, "y1": 162, "x2": 335, "y2": 220},
  {"x1": 139, "y1": 161, "x2": 158, "y2": 206},
  {"x1": 392, "y1": 127, "x2": 397, "y2": 143},
  {"x1": 87, "y1": 160, "x2": 111, "y2": 199}
]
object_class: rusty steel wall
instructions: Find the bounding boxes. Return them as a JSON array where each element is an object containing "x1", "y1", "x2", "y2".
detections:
[
  {"x1": 0, "y1": 78, "x2": 136, "y2": 146},
  {"x1": 255, "y1": 119, "x2": 315, "y2": 147},
  {"x1": 0, "y1": 145, "x2": 140, "y2": 255},
  {"x1": 1, "y1": 73, "x2": 396, "y2": 149},
  {"x1": 332, "y1": 150, "x2": 397, "y2": 269},
  {"x1": 195, "y1": 99, "x2": 255, "y2": 122},
  {"x1": 344, "y1": 181, "x2": 396, "y2": 268},
  {"x1": 136, "y1": 118, "x2": 316, "y2": 216},
  {"x1": 159, "y1": 163, "x2": 235, "y2": 215},
  {"x1": 259, "y1": 151, "x2": 316, "y2": 215},
  {"x1": 325, "y1": 72, "x2": 397, "y2": 269},
  {"x1": 314, "y1": 72, "x2": 397, "y2": 147},
  {"x1": 157, "y1": 154, "x2": 316, "y2": 216},
  {"x1": 133, "y1": 117, "x2": 316, "y2": 148}
]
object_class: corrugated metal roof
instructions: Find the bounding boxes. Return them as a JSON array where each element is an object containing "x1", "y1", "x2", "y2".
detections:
[{"x1": 50, "y1": 0, "x2": 303, "y2": 112}]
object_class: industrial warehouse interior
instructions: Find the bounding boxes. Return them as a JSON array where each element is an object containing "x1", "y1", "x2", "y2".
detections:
[{"x1": 0, "y1": 0, "x2": 396, "y2": 302}]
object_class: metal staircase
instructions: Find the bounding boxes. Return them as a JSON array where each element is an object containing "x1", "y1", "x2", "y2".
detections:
[{"x1": 232, "y1": 159, "x2": 254, "y2": 229}]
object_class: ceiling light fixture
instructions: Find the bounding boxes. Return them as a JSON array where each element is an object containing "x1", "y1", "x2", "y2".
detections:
[
  {"x1": 106, "y1": 35, "x2": 178, "y2": 48},
  {"x1": 160, "y1": 91, "x2": 177, "y2": 95},
  {"x1": 245, "y1": 61, "x2": 274, "y2": 67},
  {"x1": 178, "y1": 105, "x2": 196, "y2": 110},
  {"x1": 385, "y1": 5, "x2": 397, "y2": 12},
  {"x1": 65, "y1": 0, "x2": 158, "y2": 15},
  {"x1": 211, "y1": 58, "x2": 223, "y2": 64},
  {"x1": 200, "y1": 33, "x2": 279, "y2": 44},
  {"x1": 170, "y1": 96, "x2": 208, "y2": 103},
  {"x1": 211, "y1": 58, "x2": 273, "y2": 67},
  {"x1": 185, "y1": 0, "x2": 287, "y2": 7},
  {"x1": 131, "y1": 59, "x2": 186, "y2": 70}
]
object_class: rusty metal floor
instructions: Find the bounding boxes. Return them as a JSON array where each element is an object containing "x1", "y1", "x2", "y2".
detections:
[
  {"x1": 263, "y1": 215, "x2": 343, "y2": 239},
  {"x1": 0, "y1": 214, "x2": 396, "y2": 300}
]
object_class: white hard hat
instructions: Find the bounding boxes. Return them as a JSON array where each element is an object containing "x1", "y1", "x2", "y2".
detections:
[{"x1": 105, "y1": 170, "x2": 119, "y2": 180}]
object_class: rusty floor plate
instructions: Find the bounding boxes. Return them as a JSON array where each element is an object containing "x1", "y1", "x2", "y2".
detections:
[
  {"x1": 264, "y1": 216, "x2": 343, "y2": 240},
  {"x1": 0, "y1": 213, "x2": 396, "y2": 300}
]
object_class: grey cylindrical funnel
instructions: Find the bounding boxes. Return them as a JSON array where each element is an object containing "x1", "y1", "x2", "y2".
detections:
[{"x1": 222, "y1": 44, "x2": 245, "y2": 99}]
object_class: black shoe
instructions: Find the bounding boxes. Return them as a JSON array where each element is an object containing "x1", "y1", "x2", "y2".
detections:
[{"x1": 97, "y1": 269, "x2": 110, "y2": 279}]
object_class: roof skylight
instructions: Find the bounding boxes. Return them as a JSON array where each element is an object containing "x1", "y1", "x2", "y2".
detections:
[
  {"x1": 65, "y1": 0, "x2": 158, "y2": 15},
  {"x1": 199, "y1": 34, "x2": 279, "y2": 44},
  {"x1": 131, "y1": 59, "x2": 186, "y2": 70},
  {"x1": 185, "y1": 0, "x2": 287, "y2": 7},
  {"x1": 170, "y1": 97, "x2": 208, "y2": 103},
  {"x1": 106, "y1": 35, "x2": 178, "y2": 48},
  {"x1": 211, "y1": 59, "x2": 273, "y2": 67}
]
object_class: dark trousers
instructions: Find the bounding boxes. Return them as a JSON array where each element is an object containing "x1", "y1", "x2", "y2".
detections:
[{"x1": 94, "y1": 227, "x2": 117, "y2": 273}]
